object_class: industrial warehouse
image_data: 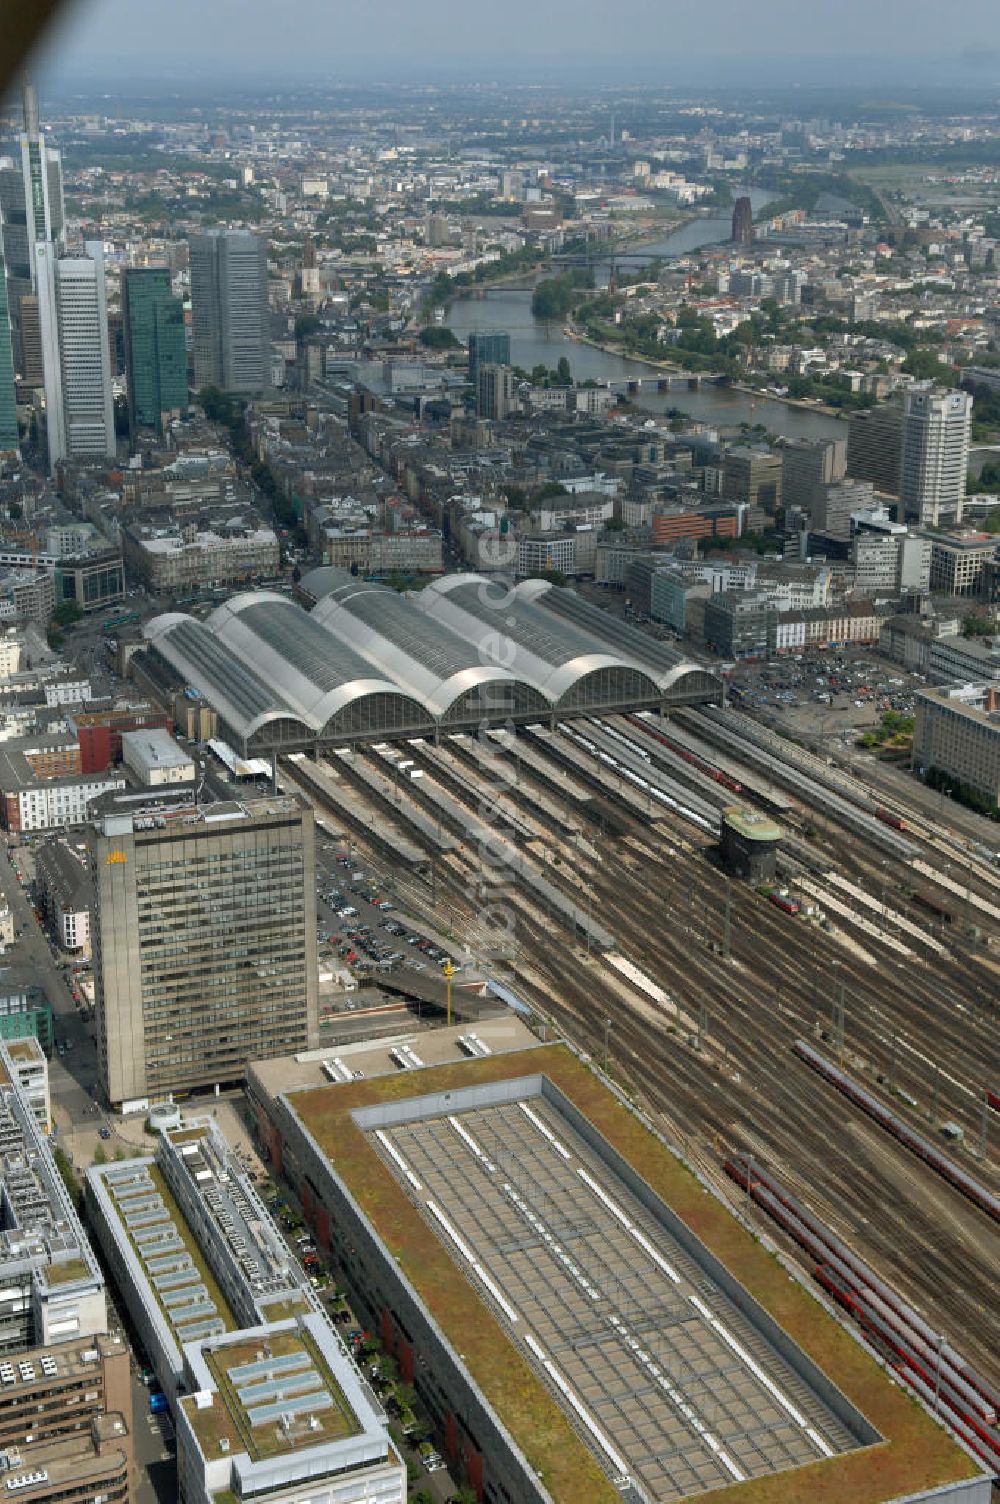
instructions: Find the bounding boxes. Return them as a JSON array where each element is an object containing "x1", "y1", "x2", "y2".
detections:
[
  {"x1": 248, "y1": 1039, "x2": 989, "y2": 1504},
  {"x1": 139, "y1": 571, "x2": 722, "y2": 754}
]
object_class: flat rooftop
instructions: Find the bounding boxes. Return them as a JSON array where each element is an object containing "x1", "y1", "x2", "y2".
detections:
[
  {"x1": 183, "y1": 1324, "x2": 361, "y2": 1463},
  {"x1": 160, "y1": 1119, "x2": 310, "y2": 1321},
  {"x1": 249, "y1": 1013, "x2": 539, "y2": 1100},
  {"x1": 721, "y1": 805, "x2": 783, "y2": 843},
  {"x1": 289, "y1": 1046, "x2": 982, "y2": 1504},
  {"x1": 99, "y1": 1158, "x2": 237, "y2": 1347},
  {"x1": 120, "y1": 727, "x2": 194, "y2": 770},
  {"x1": 371, "y1": 1093, "x2": 856, "y2": 1499}
]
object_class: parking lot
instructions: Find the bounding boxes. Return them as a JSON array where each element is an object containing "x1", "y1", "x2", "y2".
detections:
[
  {"x1": 723, "y1": 647, "x2": 929, "y2": 757},
  {"x1": 312, "y1": 836, "x2": 458, "y2": 1011}
]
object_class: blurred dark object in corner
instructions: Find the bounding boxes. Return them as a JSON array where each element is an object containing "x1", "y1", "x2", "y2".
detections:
[{"x1": 1, "y1": 3, "x2": 67, "y2": 102}]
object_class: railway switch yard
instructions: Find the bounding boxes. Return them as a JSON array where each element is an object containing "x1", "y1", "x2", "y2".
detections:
[{"x1": 281, "y1": 700, "x2": 1000, "y2": 1487}]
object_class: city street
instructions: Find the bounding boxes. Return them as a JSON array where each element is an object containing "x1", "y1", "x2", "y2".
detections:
[{"x1": 0, "y1": 841, "x2": 99, "y2": 1134}]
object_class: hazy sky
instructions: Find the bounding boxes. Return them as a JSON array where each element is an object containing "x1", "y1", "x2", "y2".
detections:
[{"x1": 34, "y1": 0, "x2": 1000, "y2": 85}]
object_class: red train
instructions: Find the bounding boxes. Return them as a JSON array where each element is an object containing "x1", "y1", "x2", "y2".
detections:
[
  {"x1": 874, "y1": 807, "x2": 908, "y2": 831},
  {"x1": 768, "y1": 892, "x2": 800, "y2": 915},
  {"x1": 792, "y1": 1040, "x2": 1000, "y2": 1226},
  {"x1": 724, "y1": 1152, "x2": 1000, "y2": 1476},
  {"x1": 987, "y1": 1088, "x2": 1000, "y2": 1114},
  {"x1": 625, "y1": 715, "x2": 743, "y2": 794}
]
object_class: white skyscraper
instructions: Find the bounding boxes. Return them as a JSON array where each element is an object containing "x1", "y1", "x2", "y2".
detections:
[
  {"x1": 36, "y1": 240, "x2": 115, "y2": 472},
  {"x1": 899, "y1": 385, "x2": 972, "y2": 527}
]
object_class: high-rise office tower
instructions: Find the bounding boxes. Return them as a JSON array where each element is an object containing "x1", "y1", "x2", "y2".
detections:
[
  {"x1": 846, "y1": 400, "x2": 904, "y2": 497},
  {"x1": 731, "y1": 196, "x2": 754, "y2": 245},
  {"x1": 0, "y1": 221, "x2": 18, "y2": 453},
  {"x1": 89, "y1": 792, "x2": 319, "y2": 1108},
  {"x1": 477, "y1": 361, "x2": 517, "y2": 420},
  {"x1": 899, "y1": 385, "x2": 972, "y2": 527},
  {"x1": 0, "y1": 78, "x2": 65, "y2": 371},
  {"x1": 36, "y1": 240, "x2": 115, "y2": 472},
  {"x1": 467, "y1": 329, "x2": 510, "y2": 391},
  {"x1": 189, "y1": 229, "x2": 269, "y2": 394},
  {"x1": 122, "y1": 267, "x2": 188, "y2": 439},
  {"x1": 780, "y1": 436, "x2": 846, "y2": 516}
]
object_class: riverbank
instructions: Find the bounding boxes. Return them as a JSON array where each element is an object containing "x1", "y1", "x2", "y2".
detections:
[{"x1": 567, "y1": 326, "x2": 846, "y2": 422}]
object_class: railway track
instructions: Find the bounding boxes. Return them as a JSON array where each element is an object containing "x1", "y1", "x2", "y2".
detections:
[{"x1": 299, "y1": 726, "x2": 1000, "y2": 1388}]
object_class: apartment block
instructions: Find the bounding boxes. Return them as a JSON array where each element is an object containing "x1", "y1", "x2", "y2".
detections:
[{"x1": 34, "y1": 838, "x2": 92, "y2": 952}]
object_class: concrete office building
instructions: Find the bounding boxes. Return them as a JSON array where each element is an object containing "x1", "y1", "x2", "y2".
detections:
[
  {"x1": 467, "y1": 329, "x2": 510, "y2": 391},
  {"x1": 121, "y1": 267, "x2": 188, "y2": 438},
  {"x1": 927, "y1": 533, "x2": 998, "y2": 597},
  {"x1": 0, "y1": 1038, "x2": 107, "y2": 1350},
  {"x1": 846, "y1": 401, "x2": 903, "y2": 497},
  {"x1": 86, "y1": 1117, "x2": 405, "y2": 1504},
  {"x1": 476, "y1": 361, "x2": 517, "y2": 420},
  {"x1": 89, "y1": 792, "x2": 318, "y2": 1109},
  {"x1": 779, "y1": 437, "x2": 846, "y2": 515},
  {"x1": 704, "y1": 591, "x2": 778, "y2": 659},
  {"x1": 0, "y1": 1329, "x2": 132, "y2": 1504},
  {"x1": 913, "y1": 683, "x2": 1000, "y2": 804},
  {"x1": 0, "y1": 80, "x2": 65, "y2": 372},
  {"x1": 899, "y1": 386, "x2": 972, "y2": 526},
  {"x1": 190, "y1": 230, "x2": 269, "y2": 395},
  {"x1": 3, "y1": 1037, "x2": 51, "y2": 1132},
  {"x1": 722, "y1": 447, "x2": 782, "y2": 515},
  {"x1": 812, "y1": 478, "x2": 877, "y2": 538},
  {"x1": 35, "y1": 241, "x2": 115, "y2": 471}
]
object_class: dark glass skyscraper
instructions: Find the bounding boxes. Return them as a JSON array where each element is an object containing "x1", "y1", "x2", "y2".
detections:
[
  {"x1": 122, "y1": 268, "x2": 188, "y2": 438},
  {"x1": 731, "y1": 196, "x2": 754, "y2": 245},
  {"x1": 467, "y1": 329, "x2": 511, "y2": 390}
]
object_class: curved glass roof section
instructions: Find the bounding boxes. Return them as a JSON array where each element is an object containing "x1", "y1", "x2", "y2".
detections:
[
  {"x1": 416, "y1": 576, "x2": 641, "y2": 703},
  {"x1": 208, "y1": 593, "x2": 425, "y2": 728},
  {"x1": 143, "y1": 614, "x2": 304, "y2": 739},
  {"x1": 532, "y1": 582, "x2": 715, "y2": 689},
  {"x1": 426, "y1": 579, "x2": 616, "y2": 667},
  {"x1": 312, "y1": 582, "x2": 545, "y2": 715},
  {"x1": 297, "y1": 565, "x2": 358, "y2": 602}
]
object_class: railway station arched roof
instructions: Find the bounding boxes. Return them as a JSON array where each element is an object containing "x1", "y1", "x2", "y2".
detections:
[
  {"x1": 207, "y1": 593, "x2": 429, "y2": 738},
  {"x1": 416, "y1": 575, "x2": 666, "y2": 709},
  {"x1": 312, "y1": 579, "x2": 550, "y2": 721}
]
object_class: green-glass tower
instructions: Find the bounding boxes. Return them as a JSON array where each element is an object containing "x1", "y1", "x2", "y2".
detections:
[{"x1": 122, "y1": 268, "x2": 187, "y2": 439}]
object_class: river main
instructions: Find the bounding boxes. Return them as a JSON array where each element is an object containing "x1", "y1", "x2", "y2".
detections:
[{"x1": 446, "y1": 188, "x2": 846, "y2": 443}]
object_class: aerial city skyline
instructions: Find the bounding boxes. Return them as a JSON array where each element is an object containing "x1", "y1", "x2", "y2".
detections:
[{"x1": 0, "y1": 12, "x2": 995, "y2": 1504}]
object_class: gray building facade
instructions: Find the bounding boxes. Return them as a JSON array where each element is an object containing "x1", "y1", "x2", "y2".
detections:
[
  {"x1": 190, "y1": 230, "x2": 269, "y2": 395},
  {"x1": 89, "y1": 793, "x2": 318, "y2": 1108}
]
